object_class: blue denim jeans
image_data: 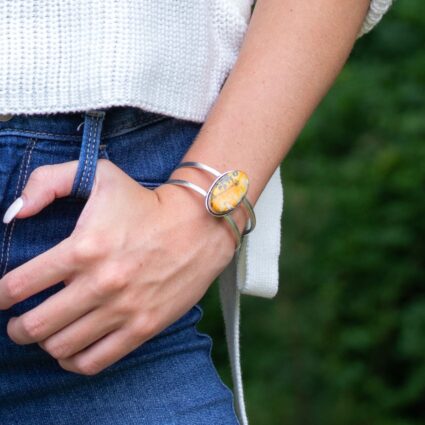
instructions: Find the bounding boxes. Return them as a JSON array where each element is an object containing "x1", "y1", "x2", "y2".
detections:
[{"x1": 0, "y1": 106, "x2": 240, "y2": 424}]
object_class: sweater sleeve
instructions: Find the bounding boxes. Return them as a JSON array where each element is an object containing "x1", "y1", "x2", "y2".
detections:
[{"x1": 356, "y1": 0, "x2": 394, "y2": 38}]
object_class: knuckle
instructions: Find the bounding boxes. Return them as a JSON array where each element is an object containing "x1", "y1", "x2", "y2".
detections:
[
  {"x1": 74, "y1": 357, "x2": 103, "y2": 376},
  {"x1": 3, "y1": 275, "x2": 26, "y2": 302},
  {"x1": 29, "y1": 165, "x2": 51, "y2": 183},
  {"x1": 44, "y1": 340, "x2": 71, "y2": 359},
  {"x1": 85, "y1": 274, "x2": 126, "y2": 302},
  {"x1": 98, "y1": 278, "x2": 124, "y2": 296},
  {"x1": 85, "y1": 278, "x2": 108, "y2": 302},
  {"x1": 59, "y1": 357, "x2": 103, "y2": 376},
  {"x1": 100, "y1": 267, "x2": 129, "y2": 294},
  {"x1": 134, "y1": 313, "x2": 158, "y2": 341},
  {"x1": 70, "y1": 235, "x2": 105, "y2": 263},
  {"x1": 57, "y1": 359, "x2": 77, "y2": 374},
  {"x1": 86, "y1": 271, "x2": 128, "y2": 302},
  {"x1": 21, "y1": 315, "x2": 45, "y2": 340}
]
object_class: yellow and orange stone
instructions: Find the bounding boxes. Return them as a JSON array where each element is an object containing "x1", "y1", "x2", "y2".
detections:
[{"x1": 207, "y1": 170, "x2": 249, "y2": 215}]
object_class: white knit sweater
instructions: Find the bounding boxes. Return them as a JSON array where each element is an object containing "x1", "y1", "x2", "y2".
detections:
[{"x1": 0, "y1": 1, "x2": 394, "y2": 424}]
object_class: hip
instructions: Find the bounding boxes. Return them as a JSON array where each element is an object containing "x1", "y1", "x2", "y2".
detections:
[{"x1": 0, "y1": 106, "x2": 239, "y2": 424}]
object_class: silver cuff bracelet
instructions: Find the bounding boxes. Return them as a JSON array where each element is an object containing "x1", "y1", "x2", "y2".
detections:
[{"x1": 162, "y1": 161, "x2": 257, "y2": 251}]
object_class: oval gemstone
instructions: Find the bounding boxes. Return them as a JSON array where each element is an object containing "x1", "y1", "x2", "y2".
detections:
[{"x1": 207, "y1": 170, "x2": 249, "y2": 215}]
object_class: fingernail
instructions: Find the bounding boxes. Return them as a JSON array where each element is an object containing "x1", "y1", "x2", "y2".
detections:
[{"x1": 3, "y1": 197, "x2": 24, "y2": 224}]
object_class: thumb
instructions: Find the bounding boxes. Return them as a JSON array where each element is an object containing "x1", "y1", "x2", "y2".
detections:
[{"x1": 2, "y1": 161, "x2": 79, "y2": 223}]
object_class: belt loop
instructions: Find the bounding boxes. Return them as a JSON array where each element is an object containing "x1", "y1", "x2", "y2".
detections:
[{"x1": 70, "y1": 109, "x2": 106, "y2": 199}]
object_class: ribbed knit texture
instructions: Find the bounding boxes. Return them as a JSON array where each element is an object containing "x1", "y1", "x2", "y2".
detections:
[
  {"x1": 0, "y1": 1, "x2": 394, "y2": 424},
  {"x1": 357, "y1": 0, "x2": 395, "y2": 38},
  {"x1": 0, "y1": 0, "x2": 248, "y2": 121},
  {"x1": 0, "y1": 1, "x2": 394, "y2": 121}
]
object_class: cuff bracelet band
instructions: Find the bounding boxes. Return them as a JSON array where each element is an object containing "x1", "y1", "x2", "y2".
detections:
[
  {"x1": 175, "y1": 161, "x2": 256, "y2": 235},
  {"x1": 163, "y1": 161, "x2": 257, "y2": 251},
  {"x1": 162, "y1": 178, "x2": 243, "y2": 251}
]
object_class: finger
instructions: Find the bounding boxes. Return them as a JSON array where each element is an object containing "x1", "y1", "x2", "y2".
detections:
[
  {"x1": 58, "y1": 326, "x2": 143, "y2": 376},
  {"x1": 38, "y1": 305, "x2": 124, "y2": 360},
  {"x1": 3, "y1": 161, "x2": 79, "y2": 223},
  {"x1": 0, "y1": 236, "x2": 74, "y2": 310},
  {"x1": 7, "y1": 276, "x2": 101, "y2": 344}
]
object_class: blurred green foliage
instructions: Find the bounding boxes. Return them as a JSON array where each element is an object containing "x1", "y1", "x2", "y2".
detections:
[{"x1": 197, "y1": 1, "x2": 425, "y2": 424}]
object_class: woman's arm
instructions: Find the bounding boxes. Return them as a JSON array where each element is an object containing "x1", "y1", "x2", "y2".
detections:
[
  {"x1": 159, "y1": 0, "x2": 372, "y2": 233},
  {"x1": 1, "y1": 0, "x2": 391, "y2": 375}
]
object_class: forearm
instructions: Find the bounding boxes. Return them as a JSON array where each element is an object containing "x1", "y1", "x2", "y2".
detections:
[{"x1": 169, "y1": 0, "x2": 371, "y2": 231}]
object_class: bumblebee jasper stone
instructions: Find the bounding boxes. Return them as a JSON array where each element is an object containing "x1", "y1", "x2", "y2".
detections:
[{"x1": 207, "y1": 170, "x2": 249, "y2": 215}]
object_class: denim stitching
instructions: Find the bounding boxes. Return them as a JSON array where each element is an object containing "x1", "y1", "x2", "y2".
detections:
[
  {"x1": 75, "y1": 115, "x2": 96, "y2": 198},
  {"x1": 0, "y1": 227, "x2": 6, "y2": 277},
  {"x1": 1, "y1": 138, "x2": 37, "y2": 277},
  {"x1": 0, "y1": 139, "x2": 33, "y2": 275},
  {"x1": 75, "y1": 118, "x2": 92, "y2": 197},
  {"x1": 86, "y1": 115, "x2": 102, "y2": 195},
  {"x1": 0, "y1": 129, "x2": 81, "y2": 139},
  {"x1": 81, "y1": 115, "x2": 100, "y2": 197}
]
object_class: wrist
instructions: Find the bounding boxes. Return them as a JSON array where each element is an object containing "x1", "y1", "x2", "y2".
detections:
[
  {"x1": 156, "y1": 170, "x2": 249, "y2": 252},
  {"x1": 169, "y1": 166, "x2": 250, "y2": 234}
]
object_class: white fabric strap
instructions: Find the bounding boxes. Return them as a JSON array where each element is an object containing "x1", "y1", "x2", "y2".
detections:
[
  {"x1": 217, "y1": 165, "x2": 284, "y2": 425},
  {"x1": 219, "y1": 259, "x2": 248, "y2": 425},
  {"x1": 237, "y1": 166, "x2": 283, "y2": 298}
]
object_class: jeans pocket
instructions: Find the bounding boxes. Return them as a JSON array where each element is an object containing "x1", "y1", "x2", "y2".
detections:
[{"x1": 0, "y1": 137, "x2": 40, "y2": 278}]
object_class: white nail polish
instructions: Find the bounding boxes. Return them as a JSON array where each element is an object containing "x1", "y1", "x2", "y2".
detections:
[{"x1": 3, "y1": 197, "x2": 24, "y2": 224}]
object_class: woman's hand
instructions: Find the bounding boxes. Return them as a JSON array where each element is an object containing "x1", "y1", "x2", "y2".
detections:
[{"x1": 0, "y1": 158, "x2": 238, "y2": 375}]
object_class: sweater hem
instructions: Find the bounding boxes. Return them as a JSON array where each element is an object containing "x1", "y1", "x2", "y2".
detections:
[{"x1": 0, "y1": 99, "x2": 208, "y2": 124}]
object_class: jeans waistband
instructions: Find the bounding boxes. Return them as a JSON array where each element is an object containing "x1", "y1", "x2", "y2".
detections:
[{"x1": 0, "y1": 106, "x2": 171, "y2": 142}]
